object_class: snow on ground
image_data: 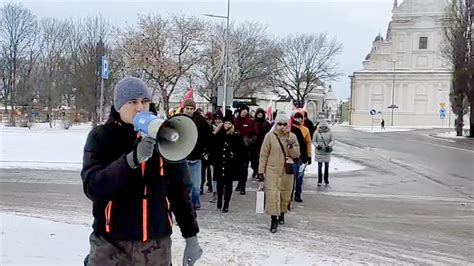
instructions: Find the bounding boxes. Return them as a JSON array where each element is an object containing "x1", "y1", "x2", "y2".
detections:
[
  {"x1": 0, "y1": 213, "x2": 354, "y2": 265},
  {"x1": 0, "y1": 122, "x2": 364, "y2": 174},
  {"x1": 305, "y1": 145, "x2": 365, "y2": 175},
  {"x1": 431, "y1": 131, "x2": 470, "y2": 139},
  {"x1": 0, "y1": 122, "x2": 91, "y2": 170},
  {"x1": 353, "y1": 127, "x2": 415, "y2": 133}
]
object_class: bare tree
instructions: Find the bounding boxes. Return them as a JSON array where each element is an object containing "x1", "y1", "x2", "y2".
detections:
[
  {"x1": 269, "y1": 33, "x2": 343, "y2": 106},
  {"x1": 119, "y1": 14, "x2": 206, "y2": 115},
  {"x1": 38, "y1": 18, "x2": 72, "y2": 127},
  {"x1": 69, "y1": 15, "x2": 110, "y2": 126},
  {"x1": 195, "y1": 21, "x2": 279, "y2": 110},
  {"x1": 442, "y1": 0, "x2": 472, "y2": 136},
  {"x1": 0, "y1": 3, "x2": 37, "y2": 125},
  {"x1": 229, "y1": 22, "x2": 280, "y2": 97}
]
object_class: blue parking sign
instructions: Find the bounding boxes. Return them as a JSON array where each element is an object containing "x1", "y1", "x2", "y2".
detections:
[{"x1": 101, "y1": 56, "x2": 109, "y2": 80}]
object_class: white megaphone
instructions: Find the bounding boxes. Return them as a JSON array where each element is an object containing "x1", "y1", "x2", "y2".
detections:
[{"x1": 133, "y1": 112, "x2": 198, "y2": 162}]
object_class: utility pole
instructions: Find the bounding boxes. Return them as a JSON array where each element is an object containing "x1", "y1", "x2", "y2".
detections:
[
  {"x1": 387, "y1": 59, "x2": 398, "y2": 126},
  {"x1": 205, "y1": 0, "x2": 231, "y2": 112}
]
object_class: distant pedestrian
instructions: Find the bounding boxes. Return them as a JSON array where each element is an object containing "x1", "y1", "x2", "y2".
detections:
[
  {"x1": 381, "y1": 119, "x2": 385, "y2": 130},
  {"x1": 312, "y1": 120, "x2": 334, "y2": 186}
]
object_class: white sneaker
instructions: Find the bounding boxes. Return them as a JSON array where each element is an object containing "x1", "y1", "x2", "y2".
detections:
[{"x1": 209, "y1": 192, "x2": 217, "y2": 203}]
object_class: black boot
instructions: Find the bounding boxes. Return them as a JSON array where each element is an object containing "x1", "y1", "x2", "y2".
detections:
[
  {"x1": 222, "y1": 201, "x2": 229, "y2": 213},
  {"x1": 278, "y1": 213, "x2": 285, "y2": 225},
  {"x1": 270, "y1": 216, "x2": 278, "y2": 233},
  {"x1": 240, "y1": 187, "x2": 246, "y2": 195}
]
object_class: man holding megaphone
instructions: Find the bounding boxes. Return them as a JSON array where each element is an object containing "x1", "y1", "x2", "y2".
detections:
[{"x1": 81, "y1": 77, "x2": 202, "y2": 265}]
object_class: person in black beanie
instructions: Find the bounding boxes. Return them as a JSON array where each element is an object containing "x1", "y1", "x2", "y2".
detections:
[
  {"x1": 250, "y1": 108, "x2": 271, "y2": 178},
  {"x1": 210, "y1": 113, "x2": 244, "y2": 213}
]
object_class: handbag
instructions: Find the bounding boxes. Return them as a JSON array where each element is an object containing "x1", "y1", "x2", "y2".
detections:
[
  {"x1": 319, "y1": 133, "x2": 333, "y2": 153},
  {"x1": 255, "y1": 182, "x2": 265, "y2": 214},
  {"x1": 274, "y1": 133, "x2": 294, "y2": 174}
]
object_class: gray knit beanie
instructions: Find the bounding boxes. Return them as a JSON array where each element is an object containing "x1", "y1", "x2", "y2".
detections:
[{"x1": 113, "y1": 77, "x2": 152, "y2": 111}]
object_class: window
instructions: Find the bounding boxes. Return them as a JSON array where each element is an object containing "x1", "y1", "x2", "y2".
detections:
[{"x1": 419, "y1": 37, "x2": 428, "y2": 49}]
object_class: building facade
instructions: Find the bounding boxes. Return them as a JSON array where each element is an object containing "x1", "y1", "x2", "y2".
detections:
[{"x1": 350, "y1": 0, "x2": 454, "y2": 126}]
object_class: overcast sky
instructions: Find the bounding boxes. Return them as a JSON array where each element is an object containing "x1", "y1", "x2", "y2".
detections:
[{"x1": 6, "y1": 0, "x2": 398, "y2": 100}]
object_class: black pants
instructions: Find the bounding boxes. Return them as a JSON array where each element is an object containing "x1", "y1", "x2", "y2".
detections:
[
  {"x1": 250, "y1": 147, "x2": 260, "y2": 177},
  {"x1": 200, "y1": 158, "x2": 212, "y2": 192},
  {"x1": 217, "y1": 179, "x2": 233, "y2": 208},
  {"x1": 237, "y1": 147, "x2": 251, "y2": 190},
  {"x1": 318, "y1": 162, "x2": 329, "y2": 184}
]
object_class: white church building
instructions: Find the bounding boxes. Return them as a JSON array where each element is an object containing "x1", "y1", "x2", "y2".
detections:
[{"x1": 350, "y1": 0, "x2": 455, "y2": 126}]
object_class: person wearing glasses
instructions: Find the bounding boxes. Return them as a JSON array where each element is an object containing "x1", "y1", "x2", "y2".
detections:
[{"x1": 257, "y1": 111, "x2": 300, "y2": 233}]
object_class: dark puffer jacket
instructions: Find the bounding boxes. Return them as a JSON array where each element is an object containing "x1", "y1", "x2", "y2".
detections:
[
  {"x1": 210, "y1": 126, "x2": 245, "y2": 182},
  {"x1": 81, "y1": 107, "x2": 199, "y2": 242}
]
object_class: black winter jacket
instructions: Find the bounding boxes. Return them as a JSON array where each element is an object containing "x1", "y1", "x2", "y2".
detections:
[
  {"x1": 81, "y1": 107, "x2": 199, "y2": 242},
  {"x1": 187, "y1": 113, "x2": 213, "y2": 161},
  {"x1": 291, "y1": 125, "x2": 308, "y2": 164},
  {"x1": 210, "y1": 128, "x2": 245, "y2": 182}
]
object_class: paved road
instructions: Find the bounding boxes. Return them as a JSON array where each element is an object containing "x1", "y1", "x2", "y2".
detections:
[
  {"x1": 1, "y1": 163, "x2": 473, "y2": 264},
  {"x1": 333, "y1": 126, "x2": 474, "y2": 198},
  {"x1": 1, "y1": 127, "x2": 473, "y2": 264}
]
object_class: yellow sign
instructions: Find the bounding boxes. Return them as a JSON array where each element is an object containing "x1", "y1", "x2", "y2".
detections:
[{"x1": 440, "y1": 102, "x2": 446, "y2": 108}]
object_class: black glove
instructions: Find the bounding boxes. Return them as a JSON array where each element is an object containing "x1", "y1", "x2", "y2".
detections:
[
  {"x1": 126, "y1": 137, "x2": 156, "y2": 169},
  {"x1": 316, "y1": 145, "x2": 322, "y2": 150},
  {"x1": 256, "y1": 173, "x2": 264, "y2": 182}
]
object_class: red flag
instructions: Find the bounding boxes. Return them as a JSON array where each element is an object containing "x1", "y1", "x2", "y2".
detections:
[
  {"x1": 179, "y1": 88, "x2": 194, "y2": 108},
  {"x1": 266, "y1": 100, "x2": 273, "y2": 122}
]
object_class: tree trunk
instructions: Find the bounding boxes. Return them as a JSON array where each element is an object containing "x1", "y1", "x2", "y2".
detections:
[
  {"x1": 9, "y1": 79, "x2": 16, "y2": 127},
  {"x1": 470, "y1": 105, "x2": 473, "y2": 137},
  {"x1": 456, "y1": 111, "x2": 464, "y2": 136},
  {"x1": 163, "y1": 94, "x2": 170, "y2": 119}
]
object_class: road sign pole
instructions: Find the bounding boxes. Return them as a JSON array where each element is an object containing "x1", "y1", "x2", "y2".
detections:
[
  {"x1": 371, "y1": 116, "x2": 374, "y2": 131},
  {"x1": 99, "y1": 78, "x2": 104, "y2": 123}
]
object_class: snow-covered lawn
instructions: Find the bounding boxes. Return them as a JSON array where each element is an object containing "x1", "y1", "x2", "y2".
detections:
[
  {"x1": 431, "y1": 131, "x2": 470, "y2": 139},
  {"x1": 0, "y1": 122, "x2": 91, "y2": 170},
  {"x1": 0, "y1": 122, "x2": 364, "y2": 173},
  {"x1": 353, "y1": 127, "x2": 415, "y2": 133}
]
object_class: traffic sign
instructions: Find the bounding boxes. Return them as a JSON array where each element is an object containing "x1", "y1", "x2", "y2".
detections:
[
  {"x1": 101, "y1": 56, "x2": 109, "y2": 80},
  {"x1": 440, "y1": 102, "x2": 446, "y2": 108},
  {"x1": 369, "y1": 109, "x2": 376, "y2": 115},
  {"x1": 439, "y1": 108, "x2": 446, "y2": 119}
]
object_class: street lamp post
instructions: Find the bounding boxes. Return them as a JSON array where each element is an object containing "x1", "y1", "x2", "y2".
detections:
[
  {"x1": 205, "y1": 0, "x2": 230, "y2": 111},
  {"x1": 387, "y1": 59, "x2": 398, "y2": 126}
]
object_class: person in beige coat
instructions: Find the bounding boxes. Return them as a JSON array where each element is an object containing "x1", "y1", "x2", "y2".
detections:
[{"x1": 257, "y1": 111, "x2": 300, "y2": 233}]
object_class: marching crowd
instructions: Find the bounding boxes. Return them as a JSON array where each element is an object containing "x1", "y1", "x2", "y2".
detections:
[
  {"x1": 179, "y1": 98, "x2": 335, "y2": 234},
  {"x1": 80, "y1": 76, "x2": 335, "y2": 265}
]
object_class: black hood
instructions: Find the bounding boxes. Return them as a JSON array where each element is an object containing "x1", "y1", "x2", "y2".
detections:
[{"x1": 255, "y1": 108, "x2": 266, "y2": 121}]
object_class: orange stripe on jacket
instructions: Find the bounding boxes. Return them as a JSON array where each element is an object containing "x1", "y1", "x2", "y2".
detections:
[{"x1": 105, "y1": 201, "x2": 112, "y2": 233}]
